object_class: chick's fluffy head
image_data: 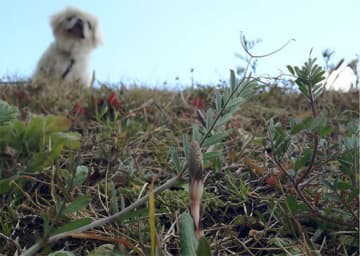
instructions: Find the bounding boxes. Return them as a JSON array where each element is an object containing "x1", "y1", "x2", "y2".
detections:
[{"x1": 50, "y1": 6, "x2": 102, "y2": 54}]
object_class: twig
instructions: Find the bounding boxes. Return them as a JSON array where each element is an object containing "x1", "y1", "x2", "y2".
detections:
[{"x1": 240, "y1": 32, "x2": 295, "y2": 59}]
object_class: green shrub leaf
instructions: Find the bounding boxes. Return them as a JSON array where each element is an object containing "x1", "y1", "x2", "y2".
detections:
[
  {"x1": 0, "y1": 100, "x2": 18, "y2": 125},
  {"x1": 286, "y1": 195, "x2": 298, "y2": 214},
  {"x1": 170, "y1": 146, "x2": 182, "y2": 173},
  {"x1": 197, "y1": 236, "x2": 211, "y2": 256},
  {"x1": 54, "y1": 217, "x2": 92, "y2": 234},
  {"x1": 73, "y1": 165, "x2": 89, "y2": 186},
  {"x1": 179, "y1": 211, "x2": 198, "y2": 256},
  {"x1": 63, "y1": 195, "x2": 90, "y2": 215},
  {"x1": 202, "y1": 132, "x2": 229, "y2": 147}
]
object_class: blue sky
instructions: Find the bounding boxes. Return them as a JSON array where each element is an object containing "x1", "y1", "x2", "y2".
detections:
[{"x1": 0, "y1": 0, "x2": 359, "y2": 88}]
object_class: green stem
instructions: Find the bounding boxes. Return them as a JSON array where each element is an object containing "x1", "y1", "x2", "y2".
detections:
[{"x1": 296, "y1": 82, "x2": 318, "y2": 185}]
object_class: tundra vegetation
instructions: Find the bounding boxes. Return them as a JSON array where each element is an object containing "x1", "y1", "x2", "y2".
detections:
[{"x1": 0, "y1": 39, "x2": 359, "y2": 255}]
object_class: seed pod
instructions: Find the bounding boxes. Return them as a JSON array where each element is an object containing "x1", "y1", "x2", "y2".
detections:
[
  {"x1": 188, "y1": 140, "x2": 204, "y2": 181},
  {"x1": 188, "y1": 140, "x2": 204, "y2": 239}
]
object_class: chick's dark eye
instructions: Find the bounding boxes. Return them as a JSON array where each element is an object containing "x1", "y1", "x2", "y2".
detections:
[
  {"x1": 87, "y1": 21, "x2": 92, "y2": 30},
  {"x1": 67, "y1": 16, "x2": 74, "y2": 21}
]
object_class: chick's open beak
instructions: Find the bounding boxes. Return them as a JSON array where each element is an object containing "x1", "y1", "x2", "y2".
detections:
[{"x1": 67, "y1": 18, "x2": 85, "y2": 39}]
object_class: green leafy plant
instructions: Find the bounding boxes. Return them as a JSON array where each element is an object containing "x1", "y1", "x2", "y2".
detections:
[
  {"x1": 175, "y1": 65, "x2": 257, "y2": 254},
  {"x1": 0, "y1": 101, "x2": 94, "y2": 255},
  {"x1": 0, "y1": 104, "x2": 80, "y2": 193},
  {"x1": 265, "y1": 56, "x2": 359, "y2": 254},
  {"x1": 0, "y1": 99, "x2": 18, "y2": 125}
]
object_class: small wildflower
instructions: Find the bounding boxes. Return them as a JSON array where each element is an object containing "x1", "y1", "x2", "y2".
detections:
[
  {"x1": 71, "y1": 103, "x2": 86, "y2": 116},
  {"x1": 191, "y1": 97, "x2": 205, "y2": 109},
  {"x1": 107, "y1": 91, "x2": 122, "y2": 109},
  {"x1": 265, "y1": 176, "x2": 278, "y2": 186}
]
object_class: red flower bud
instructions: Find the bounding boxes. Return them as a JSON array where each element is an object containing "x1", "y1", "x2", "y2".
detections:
[
  {"x1": 191, "y1": 97, "x2": 205, "y2": 109},
  {"x1": 71, "y1": 103, "x2": 86, "y2": 116},
  {"x1": 107, "y1": 91, "x2": 122, "y2": 108},
  {"x1": 13, "y1": 90, "x2": 26, "y2": 99},
  {"x1": 97, "y1": 97, "x2": 105, "y2": 106},
  {"x1": 265, "y1": 176, "x2": 279, "y2": 186}
]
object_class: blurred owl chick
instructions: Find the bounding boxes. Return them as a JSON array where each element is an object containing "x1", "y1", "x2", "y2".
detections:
[{"x1": 33, "y1": 6, "x2": 102, "y2": 88}]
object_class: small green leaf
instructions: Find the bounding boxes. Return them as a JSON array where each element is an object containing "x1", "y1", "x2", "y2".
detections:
[
  {"x1": 170, "y1": 147, "x2": 182, "y2": 173},
  {"x1": 45, "y1": 115, "x2": 72, "y2": 133},
  {"x1": 298, "y1": 83, "x2": 309, "y2": 97},
  {"x1": 295, "y1": 148, "x2": 312, "y2": 171},
  {"x1": 179, "y1": 211, "x2": 198, "y2": 256},
  {"x1": 98, "y1": 103, "x2": 109, "y2": 119},
  {"x1": 25, "y1": 117, "x2": 44, "y2": 146},
  {"x1": 48, "y1": 250, "x2": 75, "y2": 256},
  {"x1": 348, "y1": 120, "x2": 359, "y2": 134},
  {"x1": 109, "y1": 182, "x2": 119, "y2": 213},
  {"x1": 205, "y1": 109, "x2": 214, "y2": 129},
  {"x1": 214, "y1": 113, "x2": 234, "y2": 128},
  {"x1": 54, "y1": 217, "x2": 92, "y2": 234},
  {"x1": 225, "y1": 97, "x2": 246, "y2": 111},
  {"x1": 27, "y1": 151, "x2": 57, "y2": 172},
  {"x1": 344, "y1": 135, "x2": 358, "y2": 150},
  {"x1": 202, "y1": 132, "x2": 229, "y2": 147},
  {"x1": 338, "y1": 152, "x2": 353, "y2": 176},
  {"x1": 287, "y1": 65, "x2": 296, "y2": 75},
  {"x1": 318, "y1": 125, "x2": 332, "y2": 137},
  {"x1": 0, "y1": 100, "x2": 19, "y2": 125},
  {"x1": 347, "y1": 190, "x2": 358, "y2": 203},
  {"x1": 230, "y1": 69, "x2": 236, "y2": 91},
  {"x1": 0, "y1": 178, "x2": 12, "y2": 195},
  {"x1": 50, "y1": 132, "x2": 81, "y2": 149},
  {"x1": 192, "y1": 124, "x2": 202, "y2": 143},
  {"x1": 183, "y1": 133, "x2": 190, "y2": 162},
  {"x1": 272, "y1": 126, "x2": 290, "y2": 160},
  {"x1": 73, "y1": 165, "x2": 89, "y2": 186},
  {"x1": 197, "y1": 236, "x2": 211, "y2": 256},
  {"x1": 286, "y1": 195, "x2": 297, "y2": 214},
  {"x1": 336, "y1": 182, "x2": 352, "y2": 191},
  {"x1": 88, "y1": 244, "x2": 115, "y2": 256},
  {"x1": 215, "y1": 92, "x2": 222, "y2": 113},
  {"x1": 203, "y1": 151, "x2": 222, "y2": 161},
  {"x1": 63, "y1": 195, "x2": 90, "y2": 215},
  {"x1": 297, "y1": 202, "x2": 310, "y2": 212},
  {"x1": 290, "y1": 122, "x2": 304, "y2": 134}
]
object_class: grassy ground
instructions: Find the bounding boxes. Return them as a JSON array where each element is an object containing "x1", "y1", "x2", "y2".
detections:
[{"x1": 0, "y1": 79, "x2": 359, "y2": 255}]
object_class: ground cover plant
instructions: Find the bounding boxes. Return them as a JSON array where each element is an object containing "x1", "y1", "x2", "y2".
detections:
[{"x1": 0, "y1": 43, "x2": 359, "y2": 255}]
